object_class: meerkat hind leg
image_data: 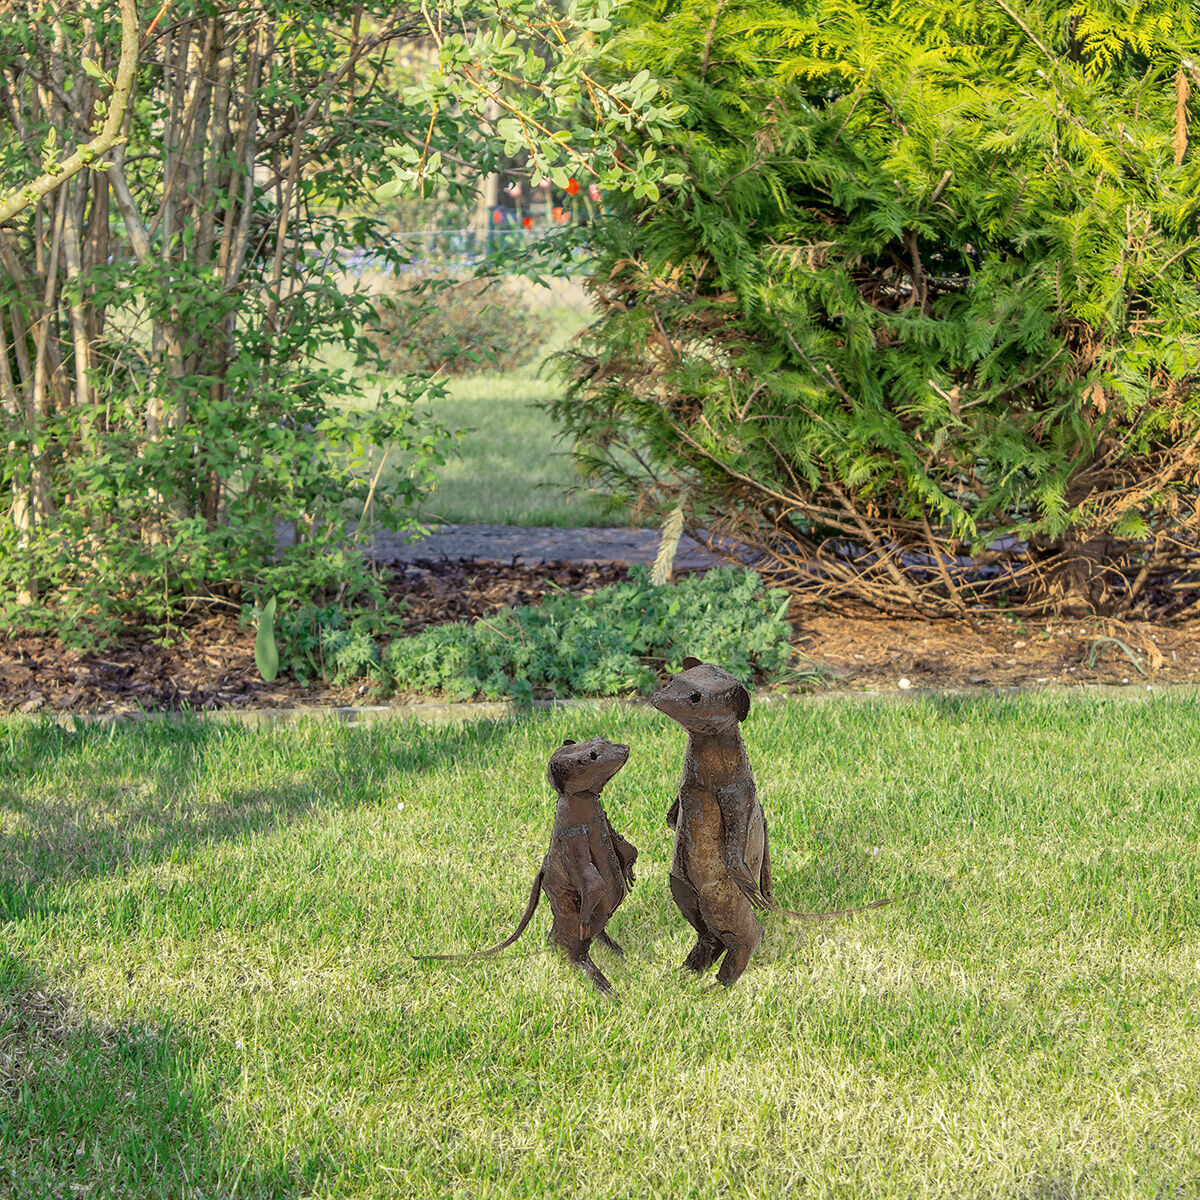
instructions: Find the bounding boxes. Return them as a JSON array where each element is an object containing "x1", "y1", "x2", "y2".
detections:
[
  {"x1": 670, "y1": 873, "x2": 727, "y2": 974},
  {"x1": 597, "y1": 930, "x2": 625, "y2": 958},
  {"x1": 710, "y1": 896, "x2": 763, "y2": 988}
]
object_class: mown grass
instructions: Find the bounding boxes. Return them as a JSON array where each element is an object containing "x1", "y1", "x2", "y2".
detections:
[
  {"x1": 2, "y1": 693, "x2": 1199, "y2": 1198},
  {"x1": 330, "y1": 279, "x2": 631, "y2": 528},
  {"x1": 416, "y1": 364, "x2": 624, "y2": 528}
]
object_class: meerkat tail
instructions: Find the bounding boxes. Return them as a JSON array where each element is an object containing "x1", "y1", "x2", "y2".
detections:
[{"x1": 412, "y1": 869, "x2": 544, "y2": 961}]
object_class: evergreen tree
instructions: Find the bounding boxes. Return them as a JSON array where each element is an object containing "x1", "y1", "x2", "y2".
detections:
[{"x1": 555, "y1": 0, "x2": 1200, "y2": 616}]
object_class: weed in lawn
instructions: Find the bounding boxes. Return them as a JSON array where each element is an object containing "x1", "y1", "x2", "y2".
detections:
[{"x1": 2, "y1": 695, "x2": 1200, "y2": 1197}]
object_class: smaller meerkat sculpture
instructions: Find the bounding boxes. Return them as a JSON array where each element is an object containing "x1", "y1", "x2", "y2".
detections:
[
  {"x1": 414, "y1": 737, "x2": 638, "y2": 994},
  {"x1": 653, "y1": 657, "x2": 894, "y2": 986}
]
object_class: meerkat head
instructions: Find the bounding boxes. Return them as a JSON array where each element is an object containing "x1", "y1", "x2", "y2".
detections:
[
  {"x1": 547, "y1": 736, "x2": 631, "y2": 796},
  {"x1": 650, "y1": 657, "x2": 751, "y2": 735}
]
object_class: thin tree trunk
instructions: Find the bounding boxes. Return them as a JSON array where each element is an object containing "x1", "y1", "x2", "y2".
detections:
[
  {"x1": 221, "y1": 27, "x2": 261, "y2": 288},
  {"x1": 61, "y1": 174, "x2": 93, "y2": 432},
  {"x1": 0, "y1": 315, "x2": 32, "y2": 603}
]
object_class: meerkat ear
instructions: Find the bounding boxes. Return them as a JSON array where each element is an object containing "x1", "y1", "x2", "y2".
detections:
[
  {"x1": 681, "y1": 656, "x2": 702, "y2": 670},
  {"x1": 561, "y1": 738, "x2": 576, "y2": 745},
  {"x1": 547, "y1": 758, "x2": 567, "y2": 792},
  {"x1": 732, "y1": 683, "x2": 751, "y2": 723}
]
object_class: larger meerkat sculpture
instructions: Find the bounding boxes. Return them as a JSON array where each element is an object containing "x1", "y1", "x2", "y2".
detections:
[
  {"x1": 652, "y1": 657, "x2": 891, "y2": 986},
  {"x1": 414, "y1": 737, "x2": 637, "y2": 994}
]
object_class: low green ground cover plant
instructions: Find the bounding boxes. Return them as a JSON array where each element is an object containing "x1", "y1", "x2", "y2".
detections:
[
  {"x1": 3, "y1": 694, "x2": 1199, "y2": 1197},
  {"x1": 381, "y1": 566, "x2": 791, "y2": 699},
  {"x1": 250, "y1": 566, "x2": 792, "y2": 698},
  {"x1": 262, "y1": 601, "x2": 399, "y2": 689}
]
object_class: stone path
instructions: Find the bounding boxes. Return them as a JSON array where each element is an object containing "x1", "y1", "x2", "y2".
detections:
[{"x1": 370, "y1": 523, "x2": 750, "y2": 571}]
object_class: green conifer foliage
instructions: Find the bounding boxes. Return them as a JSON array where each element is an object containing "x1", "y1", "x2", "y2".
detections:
[{"x1": 554, "y1": 0, "x2": 1200, "y2": 615}]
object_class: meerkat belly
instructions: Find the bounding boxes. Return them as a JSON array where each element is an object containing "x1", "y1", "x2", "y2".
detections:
[
  {"x1": 543, "y1": 819, "x2": 624, "y2": 906},
  {"x1": 541, "y1": 851, "x2": 570, "y2": 895},
  {"x1": 673, "y1": 789, "x2": 767, "y2": 888},
  {"x1": 671, "y1": 790, "x2": 728, "y2": 887},
  {"x1": 586, "y1": 827, "x2": 627, "y2": 905}
]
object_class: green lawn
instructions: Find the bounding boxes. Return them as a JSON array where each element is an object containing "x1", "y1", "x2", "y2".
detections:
[
  {"x1": 330, "y1": 276, "x2": 635, "y2": 528},
  {"x1": 3, "y1": 693, "x2": 1200, "y2": 1197},
  {"x1": 417, "y1": 364, "x2": 626, "y2": 527}
]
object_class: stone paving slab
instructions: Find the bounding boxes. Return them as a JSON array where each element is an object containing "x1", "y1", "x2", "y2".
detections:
[{"x1": 370, "y1": 523, "x2": 747, "y2": 571}]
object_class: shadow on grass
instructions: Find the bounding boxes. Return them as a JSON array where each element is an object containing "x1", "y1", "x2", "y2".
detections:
[
  {"x1": 0, "y1": 713, "x2": 527, "y2": 924},
  {"x1": 0, "y1": 953, "x2": 308, "y2": 1199}
]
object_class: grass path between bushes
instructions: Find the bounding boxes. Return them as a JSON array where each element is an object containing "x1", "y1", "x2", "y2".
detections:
[
  {"x1": 416, "y1": 365, "x2": 626, "y2": 528},
  {"x1": 3, "y1": 693, "x2": 1200, "y2": 1198},
  {"x1": 327, "y1": 288, "x2": 633, "y2": 528}
]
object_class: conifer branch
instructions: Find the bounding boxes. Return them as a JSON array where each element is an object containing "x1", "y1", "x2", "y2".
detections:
[{"x1": 1174, "y1": 69, "x2": 1189, "y2": 165}]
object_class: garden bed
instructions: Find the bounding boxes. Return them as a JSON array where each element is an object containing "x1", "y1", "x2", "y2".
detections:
[
  {"x1": 0, "y1": 560, "x2": 627, "y2": 715},
  {"x1": 796, "y1": 603, "x2": 1200, "y2": 691},
  {"x1": 2, "y1": 559, "x2": 1199, "y2": 714}
]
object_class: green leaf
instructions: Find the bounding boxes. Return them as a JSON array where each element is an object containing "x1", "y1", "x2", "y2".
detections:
[
  {"x1": 373, "y1": 178, "x2": 405, "y2": 201},
  {"x1": 255, "y1": 597, "x2": 279, "y2": 683}
]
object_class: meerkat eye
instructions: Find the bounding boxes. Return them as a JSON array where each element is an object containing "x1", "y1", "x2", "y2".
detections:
[
  {"x1": 690, "y1": 691, "x2": 701, "y2": 703},
  {"x1": 590, "y1": 750, "x2": 598, "y2": 760}
]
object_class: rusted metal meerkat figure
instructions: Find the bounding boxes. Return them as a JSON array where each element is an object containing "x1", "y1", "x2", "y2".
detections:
[
  {"x1": 414, "y1": 737, "x2": 637, "y2": 994},
  {"x1": 652, "y1": 657, "x2": 892, "y2": 986}
]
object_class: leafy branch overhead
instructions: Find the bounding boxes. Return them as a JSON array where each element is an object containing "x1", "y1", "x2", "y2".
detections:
[
  {"x1": 376, "y1": 0, "x2": 687, "y2": 202},
  {"x1": 0, "y1": 0, "x2": 140, "y2": 225}
]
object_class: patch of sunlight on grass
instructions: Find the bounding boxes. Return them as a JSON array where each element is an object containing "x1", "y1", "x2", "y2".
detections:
[{"x1": 4, "y1": 693, "x2": 1200, "y2": 1197}]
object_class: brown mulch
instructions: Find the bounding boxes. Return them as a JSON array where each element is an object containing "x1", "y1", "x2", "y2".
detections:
[
  {"x1": 0, "y1": 560, "x2": 628, "y2": 716},
  {"x1": 793, "y1": 605, "x2": 1200, "y2": 691},
  {"x1": 2, "y1": 559, "x2": 1198, "y2": 716}
]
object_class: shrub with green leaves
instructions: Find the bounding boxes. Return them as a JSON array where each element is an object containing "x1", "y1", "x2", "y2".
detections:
[
  {"x1": 554, "y1": 0, "x2": 1200, "y2": 618},
  {"x1": 379, "y1": 567, "x2": 792, "y2": 700},
  {"x1": 0, "y1": 0, "x2": 453, "y2": 641},
  {"x1": 370, "y1": 275, "x2": 543, "y2": 376}
]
